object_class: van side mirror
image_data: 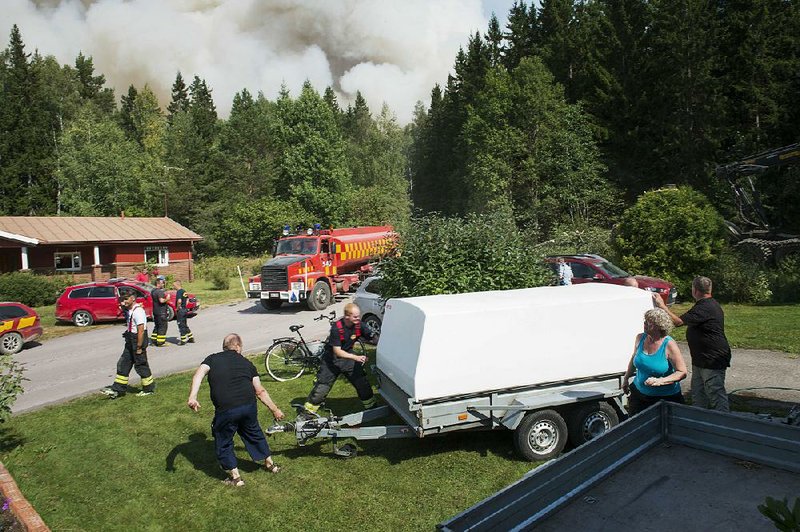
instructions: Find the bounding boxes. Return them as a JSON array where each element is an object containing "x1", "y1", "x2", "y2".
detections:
[
  {"x1": 330, "y1": 242, "x2": 336, "y2": 254},
  {"x1": 271, "y1": 241, "x2": 277, "y2": 257}
]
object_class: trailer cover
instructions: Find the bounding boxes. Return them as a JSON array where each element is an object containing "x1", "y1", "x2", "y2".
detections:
[{"x1": 377, "y1": 283, "x2": 653, "y2": 401}]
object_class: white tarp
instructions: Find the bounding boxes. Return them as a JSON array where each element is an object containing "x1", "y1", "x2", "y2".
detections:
[{"x1": 377, "y1": 283, "x2": 653, "y2": 401}]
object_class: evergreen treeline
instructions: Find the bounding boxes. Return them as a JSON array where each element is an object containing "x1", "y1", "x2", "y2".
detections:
[
  {"x1": 0, "y1": 25, "x2": 411, "y2": 254},
  {"x1": 410, "y1": 0, "x2": 800, "y2": 236}
]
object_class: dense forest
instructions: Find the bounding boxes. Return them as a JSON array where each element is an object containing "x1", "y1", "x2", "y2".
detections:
[{"x1": 1, "y1": 0, "x2": 799, "y2": 258}]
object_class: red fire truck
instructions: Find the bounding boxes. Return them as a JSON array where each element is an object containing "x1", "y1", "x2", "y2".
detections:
[{"x1": 247, "y1": 226, "x2": 395, "y2": 311}]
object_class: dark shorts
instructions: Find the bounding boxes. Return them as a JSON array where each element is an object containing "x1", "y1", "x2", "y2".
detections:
[{"x1": 628, "y1": 383, "x2": 684, "y2": 416}]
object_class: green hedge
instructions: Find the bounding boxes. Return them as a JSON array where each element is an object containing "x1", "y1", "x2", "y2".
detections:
[{"x1": 0, "y1": 272, "x2": 73, "y2": 307}]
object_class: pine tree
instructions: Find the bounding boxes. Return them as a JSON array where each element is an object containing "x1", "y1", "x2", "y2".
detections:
[
  {"x1": 485, "y1": 14, "x2": 504, "y2": 67},
  {"x1": 166, "y1": 72, "x2": 190, "y2": 122},
  {"x1": 74, "y1": 52, "x2": 114, "y2": 113},
  {"x1": 503, "y1": 1, "x2": 537, "y2": 71},
  {"x1": 118, "y1": 85, "x2": 138, "y2": 140}
]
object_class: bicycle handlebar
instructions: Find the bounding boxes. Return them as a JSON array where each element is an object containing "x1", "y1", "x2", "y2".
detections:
[{"x1": 313, "y1": 310, "x2": 337, "y2": 322}]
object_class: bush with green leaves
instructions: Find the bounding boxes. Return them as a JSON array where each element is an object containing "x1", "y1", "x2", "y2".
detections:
[
  {"x1": 770, "y1": 254, "x2": 800, "y2": 304},
  {"x1": 537, "y1": 220, "x2": 614, "y2": 258},
  {"x1": 613, "y1": 186, "x2": 726, "y2": 295},
  {"x1": 207, "y1": 267, "x2": 231, "y2": 290},
  {"x1": 710, "y1": 250, "x2": 773, "y2": 304},
  {"x1": 0, "y1": 355, "x2": 25, "y2": 422},
  {"x1": 379, "y1": 211, "x2": 552, "y2": 299},
  {"x1": 0, "y1": 272, "x2": 73, "y2": 307},
  {"x1": 758, "y1": 496, "x2": 800, "y2": 532}
]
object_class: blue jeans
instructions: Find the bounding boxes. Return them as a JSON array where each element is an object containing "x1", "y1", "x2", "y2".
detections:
[
  {"x1": 691, "y1": 366, "x2": 729, "y2": 413},
  {"x1": 212, "y1": 402, "x2": 271, "y2": 470}
]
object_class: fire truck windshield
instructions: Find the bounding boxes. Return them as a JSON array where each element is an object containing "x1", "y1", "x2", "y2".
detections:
[{"x1": 276, "y1": 238, "x2": 318, "y2": 255}]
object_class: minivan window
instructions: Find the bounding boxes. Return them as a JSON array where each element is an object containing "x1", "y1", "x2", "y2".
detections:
[
  {"x1": 68, "y1": 287, "x2": 92, "y2": 298},
  {"x1": 89, "y1": 286, "x2": 116, "y2": 298},
  {"x1": 365, "y1": 279, "x2": 383, "y2": 295}
]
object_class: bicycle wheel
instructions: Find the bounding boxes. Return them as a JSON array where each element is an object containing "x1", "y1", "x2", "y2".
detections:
[{"x1": 265, "y1": 340, "x2": 306, "y2": 382}]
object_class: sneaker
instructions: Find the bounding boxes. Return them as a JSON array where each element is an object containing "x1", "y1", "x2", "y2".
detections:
[
  {"x1": 100, "y1": 387, "x2": 120, "y2": 399},
  {"x1": 136, "y1": 390, "x2": 155, "y2": 397}
]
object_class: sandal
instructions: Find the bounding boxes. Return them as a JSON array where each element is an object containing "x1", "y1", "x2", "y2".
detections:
[
  {"x1": 264, "y1": 462, "x2": 281, "y2": 474},
  {"x1": 222, "y1": 476, "x2": 245, "y2": 487}
]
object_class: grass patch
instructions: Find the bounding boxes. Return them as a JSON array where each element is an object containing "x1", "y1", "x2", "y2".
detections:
[
  {"x1": 669, "y1": 302, "x2": 800, "y2": 353},
  {"x1": 34, "y1": 276, "x2": 248, "y2": 343},
  {"x1": 1, "y1": 351, "x2": 533, "y2": 531}
]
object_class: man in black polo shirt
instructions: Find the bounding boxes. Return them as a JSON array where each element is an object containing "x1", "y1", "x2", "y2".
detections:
[
  {"x1": 187, "y1": 333, "x2": 284, "y2": 486},
  {"x1": 655, "y1": 276, "x2": 732, "y2": 412},
  {"x1": 301, "y1": 302, "x2": 378, "y2": 417}
]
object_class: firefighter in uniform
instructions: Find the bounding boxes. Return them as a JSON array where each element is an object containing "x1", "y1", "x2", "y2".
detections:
[
  {"x1": 150, "y1": 275, "x2": 169, "y2": 346},
  {"x1": 101, "y1": 290, "x2": 155, "y2": 398},
  {"x1": 173, "y1": 279, "x2": 194, "y2": 345},
  {"x1": 302, "y1": 302, "x2": 378, "y2": 416}
]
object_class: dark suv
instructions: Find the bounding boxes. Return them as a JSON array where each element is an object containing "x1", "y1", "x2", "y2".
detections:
[{"x1": 545, "y1": 254, "x2": 677, "y2": 305}]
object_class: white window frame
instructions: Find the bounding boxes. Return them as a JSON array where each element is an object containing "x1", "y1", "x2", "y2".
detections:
[
  {"x1": 54, "y1": 251, "x2": 82, "y2": 271},
  {"x1": 144, "y1": 246, "x2": 169, "y2": 267}
]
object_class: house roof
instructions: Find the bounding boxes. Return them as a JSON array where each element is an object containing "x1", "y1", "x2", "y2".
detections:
[{"x1": 0, "y1": 217, "x2": 202, "y2": 245}]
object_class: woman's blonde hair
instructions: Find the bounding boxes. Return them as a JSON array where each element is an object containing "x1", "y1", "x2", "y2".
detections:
[{"x1": 644, "y1": 308, "x2": 674, "y2": 337}]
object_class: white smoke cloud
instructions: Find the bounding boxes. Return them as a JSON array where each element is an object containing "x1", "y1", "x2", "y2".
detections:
[{"x1": 4, "y1": 0, "x2": 496, "y2": 124}]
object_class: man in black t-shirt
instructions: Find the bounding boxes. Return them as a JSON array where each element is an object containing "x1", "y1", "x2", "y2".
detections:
[
  {"x1": 187, "y1": 333, "x2": 285, "y2": 486},
  {"x1": 150, "y1": 276, "x2": 169, "y2": 346},
  {"x1": 301, "y1": 302, "x2": 378, "y2": 417},
  {"x1": 655, "y1": 276, "x2": 732, "y2": 412}
]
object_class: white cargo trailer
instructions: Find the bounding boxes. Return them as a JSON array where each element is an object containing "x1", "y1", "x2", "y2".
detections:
[{"x1": 279, "y1": 283, "x2": 654, "y2": 461}]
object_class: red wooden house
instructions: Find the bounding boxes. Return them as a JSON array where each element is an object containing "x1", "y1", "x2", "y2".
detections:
[{"x1": 0, "y1": 216, "x2": 202, "y2": 281}]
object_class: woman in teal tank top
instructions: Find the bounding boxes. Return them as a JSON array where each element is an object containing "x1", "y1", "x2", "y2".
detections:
[{"x1": 623, "y1": 308, "x2": 688, "y2": 415}]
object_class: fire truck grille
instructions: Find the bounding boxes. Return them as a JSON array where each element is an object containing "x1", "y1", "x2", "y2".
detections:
[{"x1": 261, "y1": 266, "x2": 288, "y2": 291}]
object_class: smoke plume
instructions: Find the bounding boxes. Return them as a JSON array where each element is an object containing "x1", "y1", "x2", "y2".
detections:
[{"x1": 5, "y1": 0, "x2": 491, "y2": 123}]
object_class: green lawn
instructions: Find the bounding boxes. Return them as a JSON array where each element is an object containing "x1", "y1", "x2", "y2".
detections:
[
  {"x1": 35, "y1": 276, "x2": 247, "y2": 342},
  {"x1": 0, "y1": 351, "x2": 533, "y2": 531},
  {"x1": 668, "y1": 303, "x2": 800, "y2": 354}
]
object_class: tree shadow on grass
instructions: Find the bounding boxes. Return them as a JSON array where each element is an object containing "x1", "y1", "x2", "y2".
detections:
[{"x1": 0, "y1": 428, "x2": 25, "y2": 454}]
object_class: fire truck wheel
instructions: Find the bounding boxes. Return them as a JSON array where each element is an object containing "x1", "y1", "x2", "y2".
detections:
[
  {"x1": 261, "y1": 300, "x2": 282, "y2": 311},
  {"x1": 307, "y1": 281, "x2": 331, "y2": 311},
  {"x1": 165, "y1": 305, "x2": 175, "y2": 321}
]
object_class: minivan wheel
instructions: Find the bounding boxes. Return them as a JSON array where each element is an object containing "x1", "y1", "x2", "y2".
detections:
[
  {"x1": 73, "y1": 310, "x2": 94, "y2": 327},
  {"x1": 0, "y1": 332, "x2": 23, "y2": 355}
]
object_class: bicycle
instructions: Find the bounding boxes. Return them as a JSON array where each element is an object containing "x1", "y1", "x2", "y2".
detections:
[{"x1": 264, "y1": 310, "x2": 367, "y2": 382}]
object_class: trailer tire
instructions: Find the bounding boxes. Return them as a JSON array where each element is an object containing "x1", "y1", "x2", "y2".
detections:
[
  {"x1": 567, "y1": 401, "x2": 619, "y2": 447},
  {"x1": 307, "y1": 281, "x2": 331, "y2": 311},
  {"x1": 261, "y1": 300, "x2": 282, "y2": 311},
  {"x1": 514, "y1": 409, "x2": 568, "y2": 462}
]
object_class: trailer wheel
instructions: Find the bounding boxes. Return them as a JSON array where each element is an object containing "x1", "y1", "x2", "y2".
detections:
[
  {"x1": 307, "y1": 281, "x2": 331, "y2": 311},
  {"x1": 567, "y1": 401, "x2": 619, "y2": 447},
  {"x1": 514, "y1": 409, "x2": 568, "y2": 462},
  {"x1": 261, "y1": 299, "x2": 282, "y2": 311}
]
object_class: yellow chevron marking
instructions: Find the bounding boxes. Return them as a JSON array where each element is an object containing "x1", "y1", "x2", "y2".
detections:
[
  {"x1": 0, "y1": 321, "x2": 12, "y2": 333},
  {"x1": 18, "y1": 316, "x2": 35, "y2": 328}
]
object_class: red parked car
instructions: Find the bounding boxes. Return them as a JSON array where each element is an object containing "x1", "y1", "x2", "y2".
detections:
[
  {"x1": 0, "y1": 302, "x2": 43, "y2": 355},
  {"x1": 55, "y1": 279, "x2": 199, "y2": 327},
  {"x1": 544, "y1": 254, "x2": 677, "y2": 305}
]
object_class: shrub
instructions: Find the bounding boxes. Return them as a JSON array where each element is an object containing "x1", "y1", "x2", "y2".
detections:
[
  {"x1": 537, "y1": 221, "x2": 613, "y2": 258},
  {"x1": 207, "y1": 267, "x2": 230, "y2": 290},
  {"x1": 380, "y1": 211, "x2": 552, "y2": 299},
  {"x1": 0, "y1": 272, "x2": 72, "y2": 307},
  {"x1": 710, "y1": 251, "x2": 773, "y2": 304},
  {"x1": 770, "y1": 254, "x2": 800, "y2": 304},
  {"x1": 0, "y1": 355, "x2": 25, "y2": 422},
  {"x1": 613, "y1": 186, "x2": 726, "y2": 293}
]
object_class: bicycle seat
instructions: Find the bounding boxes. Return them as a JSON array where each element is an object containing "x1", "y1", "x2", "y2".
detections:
[{"x1": 289, "y1": 325, "x2": 304, "y2": 332}]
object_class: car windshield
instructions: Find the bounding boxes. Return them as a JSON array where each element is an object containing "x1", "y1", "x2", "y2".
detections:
[
  {"x1": 276, "y1": 238, "x2": 317, "y2": 255},
  {"x1": 594, "y1": 261, "x2": 631, "y2": 279}
]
